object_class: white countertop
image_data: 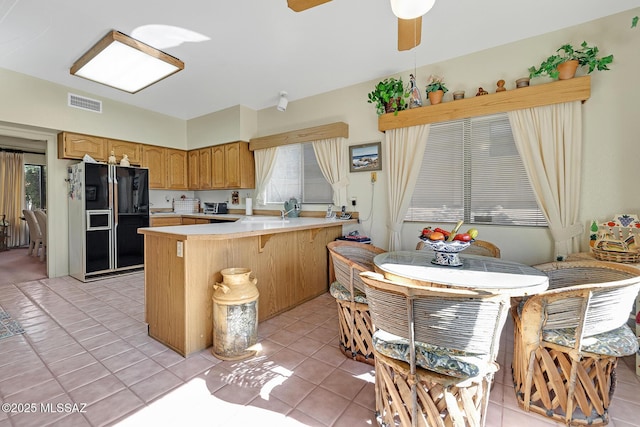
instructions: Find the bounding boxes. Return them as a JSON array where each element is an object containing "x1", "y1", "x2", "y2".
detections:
[{"x1": 139, "y1": 215, "x2": 356, "y2": 240}]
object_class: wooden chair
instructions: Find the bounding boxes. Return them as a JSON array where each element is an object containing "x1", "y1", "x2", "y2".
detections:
[
  {"x1": 327, "y1": 241, "x2": 386, "y2": 365},
  {"x1": 416, "y1": 239, "x2": 501, "y2": 258},
  {"x1": 512, "y1": 260, "x2": 640, "y2": 426},
  {"x1": 22, "y1": 209, "x2": 42, "y2": 257},
  {"x1": 360, "y1": 271, "x2": 511, "y2": 427},
  {"x1": 34, "y1": 209, "x2": 47, "y2": 261}
]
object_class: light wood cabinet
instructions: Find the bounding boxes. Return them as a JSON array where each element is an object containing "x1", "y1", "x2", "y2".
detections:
[
  {"x1": 198, "y1": 147, "x2": 213, "y2": 189},
  {"x1": 188, "y1": 150, "x2": 200, "y2": 190},
  {"x1": 142, "y1": 145, "x2": 167, "y2": 189},
  {"x1": 107, "y1": 139, "x2": 141, "y2": 165},
  {"x1": 181, "y1": 218, "x2": 210, "y2": 225},
  {"x1": 57, "y1": 132, "x2": 107, "y2": 161},
  {"x1": 211, "y1": 141, "x2": 255, "y2": 189},
  {"x1": 211, "y1": 145, "x2": 225, "y2": 188},
  {"x1": 167, "y1": 149, "x2": 188, "y2": 190},
  {"x1": 150, "y1": 217, "x2": 181, "y2": 227}
]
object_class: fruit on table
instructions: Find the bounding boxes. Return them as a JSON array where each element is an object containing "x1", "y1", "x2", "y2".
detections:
[
  {"x1": 433, "y1": 227, "x2": 450, "y2": 237},
  {"x1": 428, "y1": 231, "x2": 445, "y2": 241},
  {"x1": 453, "y1": 233, "x2": 472, "y2": 242},
  {"x1": 466, "y1": 228, "x2": 479, "y2": 239}
]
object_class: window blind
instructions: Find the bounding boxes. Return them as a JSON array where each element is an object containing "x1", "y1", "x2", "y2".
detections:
[{"x1": 406, "y1": 113, "x2": 546, "y2": 226}]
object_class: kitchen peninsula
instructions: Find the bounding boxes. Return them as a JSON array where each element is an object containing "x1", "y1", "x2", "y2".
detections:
[{"x1": 138, "y1": 216, "x2": 356, "y2": 356}]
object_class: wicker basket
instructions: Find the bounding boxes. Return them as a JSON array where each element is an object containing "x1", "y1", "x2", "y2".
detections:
[{"x1": 591, "y1": 247, "x2": 640, "y2": 263}]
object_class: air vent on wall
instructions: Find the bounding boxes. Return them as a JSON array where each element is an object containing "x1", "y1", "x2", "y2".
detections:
[{"x1": 68, "y1": 93, "x2": 102, "y2": 113}]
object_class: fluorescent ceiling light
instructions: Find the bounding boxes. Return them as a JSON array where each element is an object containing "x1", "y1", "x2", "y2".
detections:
[
  {"x1": 70, "y1": 30, "x2": 184, "y2": 93},
  {"x1": 390, "y1": 0, "x2": 436, "y2": 19}
]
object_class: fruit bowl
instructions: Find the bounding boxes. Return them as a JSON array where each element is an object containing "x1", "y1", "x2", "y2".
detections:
[
  {"x1": 420, "y1": 238, "x2": 471, "y2": 253},
  {"x1": 419, "y1": 238, "x2": 472, "y2": 267}
]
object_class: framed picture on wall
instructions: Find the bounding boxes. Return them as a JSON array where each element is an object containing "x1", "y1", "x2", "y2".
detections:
[{"x1": 349, "y1": 142, "x2": 381, "y2": 172}]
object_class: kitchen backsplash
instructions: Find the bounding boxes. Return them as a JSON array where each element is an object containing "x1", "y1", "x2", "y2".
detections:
[{"x1": 149, "y1": 189, "x2": 233, "y2": 210}]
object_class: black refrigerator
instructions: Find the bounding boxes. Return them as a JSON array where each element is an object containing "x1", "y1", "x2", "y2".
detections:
[{"x1": 68, "y1": 162, "x2": 149, "y2": 281}]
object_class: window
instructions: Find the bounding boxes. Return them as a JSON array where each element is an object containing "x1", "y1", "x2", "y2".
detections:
[
  {"x1": 25, "y1": 164, "x2": 47, "y2": 210},
  {"x1": 405, "y1": 113, "x2": 546, "y2": 226},
  {"x1": 265, "y1": 143, "x2": 333, "y2": 204}
]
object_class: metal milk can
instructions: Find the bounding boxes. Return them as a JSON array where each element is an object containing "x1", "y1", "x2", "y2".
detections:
[{"x1": 212, "y1": 268, "x2": 259, "y2": 360}]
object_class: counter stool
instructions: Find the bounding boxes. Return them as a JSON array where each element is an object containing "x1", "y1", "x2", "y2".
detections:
[
  {"x1": 512, "y1": 260, "x2": 640, "y2": 426},
  {"x1": 361, "y1": 271, "x2": 510, "y2": 427},
  {"x1": 327, "y1": 241, "x2": 385, "y2": 365}
]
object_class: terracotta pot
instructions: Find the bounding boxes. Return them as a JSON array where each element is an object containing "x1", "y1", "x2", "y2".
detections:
[
  {"x1": 428, "y1": 90, "x2": 444, "y2": 105},
  {"x1": 557, "y1": 60, "x2": 579, "y2": 80}
]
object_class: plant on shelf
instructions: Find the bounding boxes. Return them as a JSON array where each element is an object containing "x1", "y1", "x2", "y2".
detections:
[
  {"x1": 367, "y1": 77, "x2": 408, "y2": 115},
  {"x1": 528, "y1": 41, "x2": 613, "y2": 80},
  {"x1": 425, "y1": 75, "x2": 448, "y2": 105}
]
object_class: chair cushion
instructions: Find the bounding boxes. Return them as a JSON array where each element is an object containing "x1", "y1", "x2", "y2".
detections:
[
  {"x1": 372, "y1": 329, "x2": 490, "y2": 379},
  {"x1": 329, "y1": 281, "x2": 368, "y2": 304},
  {"x1": 542, "y1": 324, "x2": 639, "y2": 357}
]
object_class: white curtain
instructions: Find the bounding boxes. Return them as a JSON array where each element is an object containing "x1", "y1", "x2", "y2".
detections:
[
  {"x1": 0, "y1": 152, "x2": 25, "y2": 248},
  {"x1": 384, "y1": 124, "x2": 430, "y2": 250},
  {"x1": 508, "y1": 101, "x2": 583, "y2": 259},
  {"x1": 253, "y1": 147, "x2": 279, "y2": 206},
  {"x1": 312, "y1": 137, "x2": 350, "y2": 207}
]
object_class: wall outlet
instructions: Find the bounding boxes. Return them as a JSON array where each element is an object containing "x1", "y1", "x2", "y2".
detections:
[
  {"x1": 176, "y1": 241, "x2": 183, "y2": 257},
  {"x1": 351, "y1": 197, "x2": 357, "y2": 207},
  {"x1": 371, "y1": 172, "x2": 377, "y2": 183}
]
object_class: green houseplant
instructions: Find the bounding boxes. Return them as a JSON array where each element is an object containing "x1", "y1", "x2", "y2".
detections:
[
  {"x1": 425, "y1": 75, "x2": 448, "y2": 105},
  {"x1": 367, "y1": 77, "x2": 408, "y2": 115},
  {"x1": 528, "y1": 41, "x2": 613, "y2": 80}
]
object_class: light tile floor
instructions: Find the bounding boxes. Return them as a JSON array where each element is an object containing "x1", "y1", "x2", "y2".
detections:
[{"x1": 0, "y1": 273, "x2": 638, "y2": 427}]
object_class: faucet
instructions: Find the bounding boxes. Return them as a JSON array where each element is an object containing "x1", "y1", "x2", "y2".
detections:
[{"x1": 280, "y1": 208, "x2": 296, "y2": 219}]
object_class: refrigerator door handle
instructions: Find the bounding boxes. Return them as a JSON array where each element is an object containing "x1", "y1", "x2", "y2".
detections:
[{"x1": 112, "y1": 167, "x2": 118, "y2": 271}]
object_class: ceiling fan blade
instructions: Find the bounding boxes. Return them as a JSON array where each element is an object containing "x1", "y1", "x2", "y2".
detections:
[
  {"x1": 398, "y1": 17, "x2": 422, "y2": 51},
  {"x1": 287, "y1": 0, "x2": 332, "y2": 12}
]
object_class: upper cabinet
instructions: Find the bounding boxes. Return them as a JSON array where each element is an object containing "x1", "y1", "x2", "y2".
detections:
[
  {"x1": 58, "y1": 131, "x2": 255, "y2": 190},
  {"x1": 188, "y1": 150, "x2": 200, "y2": 190},
  {"x1": 212, "y1": 141, "x2": 254, "y2": 189},
  {"x1": 107, "y1": 139, "x2": 141, "y2": 165},
  {"x1": 167, "y1": 149, "x2": 188, "y2": 190},
  {"x1": 198, "y1": 147, "x2": 213, "y2": 190},
  {"x1": 211, "y1": 145, "x2": 226, "y2": 189},
  {"x1": 142, "y1": 145, "x2": 167, "y2": 189},
  {"x1": 57, "y1": 132, "x2": 107, "y2": 161}
]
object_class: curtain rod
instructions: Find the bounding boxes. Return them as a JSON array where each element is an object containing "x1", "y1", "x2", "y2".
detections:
[{"x1": 0, "y1": 147, "x2": 44, "y2": 155}]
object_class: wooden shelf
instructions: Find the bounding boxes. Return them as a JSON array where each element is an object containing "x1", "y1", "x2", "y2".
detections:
[{"x1": 378, "y1": 76, "x2": 591, "y2": 132}]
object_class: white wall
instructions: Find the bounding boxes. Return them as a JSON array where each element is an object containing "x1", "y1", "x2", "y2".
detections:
[
  {"x1": 253, "y1": 8, "x2": 640, "y2": 265},
  {"x1": 1, "y1": 8, "x2": 638, "y2": 275}
]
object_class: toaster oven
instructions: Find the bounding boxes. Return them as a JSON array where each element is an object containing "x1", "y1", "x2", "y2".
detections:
[{"x1": 203, "y1": 202, "x2": 228, "y2": 214}]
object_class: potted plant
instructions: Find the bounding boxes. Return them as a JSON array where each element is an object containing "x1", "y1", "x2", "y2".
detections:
[
  {"x1": 425, "y1": 75, "x2": 448, "y2": 105},
  {"x1": 528, "y1": 41, "x2": 613, "y2": 80},
  {"x1": 367, "y1": 77, "x2": 408, "y2": 115}
]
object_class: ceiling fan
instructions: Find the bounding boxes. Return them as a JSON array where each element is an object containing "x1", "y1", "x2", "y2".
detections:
[{"x1": 287, "y1": 0, "x2": 430, "y2": 51}]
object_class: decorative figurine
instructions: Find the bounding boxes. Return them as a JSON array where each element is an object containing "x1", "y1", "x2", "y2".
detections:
[
  {"x1": 407, "y1": 74, "x2": 423, "y2": 108},
  {"x1": 496, "y1": 79, "x2": 506, "y2": 92},
  {"x1": 108, "y1": 150, "x2": 117, "y2": 165},
  {"x1": 119, "y1": 154, "x2": 130, "y2": 167},
  {"x1": 476, "y1": 87, "x2": 489, "y2": 96}
]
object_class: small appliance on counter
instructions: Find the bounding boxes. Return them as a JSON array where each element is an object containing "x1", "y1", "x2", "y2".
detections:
[{"x1": 204, "y1": 202, "x2": 228, "y2": 214}]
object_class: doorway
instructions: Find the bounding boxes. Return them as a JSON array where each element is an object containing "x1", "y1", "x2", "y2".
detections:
[{"x1": 0, "y1": 129, "x2": 50, "y2": 280}]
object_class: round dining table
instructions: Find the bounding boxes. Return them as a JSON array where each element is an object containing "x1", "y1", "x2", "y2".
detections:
[{"x1": 373, "y1": 250, "x2": 549, "y2": 297}]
